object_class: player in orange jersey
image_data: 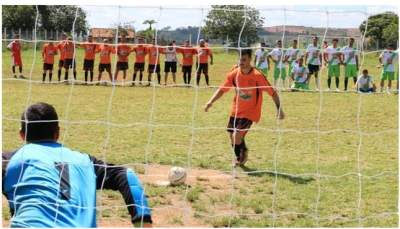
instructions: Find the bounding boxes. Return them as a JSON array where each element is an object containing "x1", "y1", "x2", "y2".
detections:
[
  {"x1": 113, "y1": 34, "x2": 131, "y2": 86},
  {"x1": 80, "y1": 35, "x2": 97, "y2": 85},
  {"x1": 204, "y1": 49, "x2": 285, "y2": 167},
  {"x1": 146, "y1": 38, "x2": 164, "y2": 86},
  {"x1": 177, "y1": 40, "x2": 197, "y2": 86},
  {"x1": 63, "y1": 37, "x2": 77, "y2": 83},
  {"x1": 95, "y1": 39, "x2": 116, "y2": 85},
  {"x1": 130, "y1": 38, "x2": 147, "y2": 86},
  {"x1": 196, "y1": 39, "x2": 213, "y2": 86},
  {"x1": 56, "y1": 33, "x2": 67, "y2": 82},
  {"x1": 41, "y1": 37, "x2": 58, "y2": 83},
  {"x1": 7, "y1": 34, "x2": 25, "y2": 79}
]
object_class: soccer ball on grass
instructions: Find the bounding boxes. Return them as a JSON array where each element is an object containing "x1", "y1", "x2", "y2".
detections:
[{"x1": 168, "y1": 167, "x2": 187, "y2": 185}]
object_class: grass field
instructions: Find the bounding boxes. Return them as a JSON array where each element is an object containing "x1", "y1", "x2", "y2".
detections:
[{"x1": 2, "y1": 45, "x2": 399, "y2": 228}]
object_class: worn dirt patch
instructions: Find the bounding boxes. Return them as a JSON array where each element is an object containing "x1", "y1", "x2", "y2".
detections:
[{"x1": 2, "y1": 164, "x2": 236, "y2": 228}]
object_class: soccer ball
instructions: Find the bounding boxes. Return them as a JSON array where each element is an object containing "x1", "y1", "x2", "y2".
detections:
[{"x1": 168, "y1": 167, "x2": 187, "y2": 185}]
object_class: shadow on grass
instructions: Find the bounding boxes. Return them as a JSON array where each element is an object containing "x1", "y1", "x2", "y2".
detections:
[{"x1": 240, "y1": 166, "x2": 314, "y2": 184}]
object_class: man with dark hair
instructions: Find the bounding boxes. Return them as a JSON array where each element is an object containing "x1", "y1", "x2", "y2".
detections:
[
  {"x1": 56, "y1": 33, "x2": 67, "y2": 82},
  {"x1": 130, "y1": 37, "x2": 147, "y2": 86},
  {"x1": 204, "y1": 49, "x2": 285, "y2": 167},
  {"x1": 41, "y1": 37, "x2": 58, "y2": 83},
  {"x1": 196, "y1": 39, "x2": 213, "y2": 86},
  {"x1": 305, "y1": 36, "x2": 322, "y2": 90},
  {"x1": 378, "y1": 43, "x2": 397, "y2": 93},
  {"x1": 114, "y1": 34, "x2": 131, "y2": 86},
  {"x1": 2, "y1": 102, "x2": 153, "y2": 228},
  {"x1": 355, "y1": 69, "x2": 376, "y2": 93},
  {"x1": 177, "y1": 40, "x2": 197, "y2": 86},
  {"x1": 340, "y1": 37, "x2": 359, "y2": 91},
  {"x1": 80, "y1": 34, "x2": 97, "y2": 85},
  {"x1": 63, "y1": 37, "x2": 77, "y2": 83},
  {"x1": 7, "y1": 34, "x2": 25, "y2": 79},
  {"x1": 324, "y1": 38, "x2": 342, "y2": 91}
]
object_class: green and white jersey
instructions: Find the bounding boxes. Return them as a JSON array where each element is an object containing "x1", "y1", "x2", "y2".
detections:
[
  {"x1": 286, "y1": 47, "x2": 303, "y2": 67},
  {"x1": 356, "y1": 75, "x2": 374, "y2": 90},
  {"x1": 341, "y1": 45, "x2": 358, "y2": 65},
  {"x1": 379, "y1": 50, "x2": 397, "y2": 72},
  {"x1": 254, "y1": 48, "x2": 269, "y2": 69},
  {"x1": 325, "y1": 46, "x2": 341, "y2": 65},
  {"x1": 269, "y1": 48, "x2": 286, "y2": 68},
  {"x1": 291, "y1": 65, "x2": 309, "y2": 83},
  {"x1": 306, "y1": 44, "x2": 321, "y2": 65}
]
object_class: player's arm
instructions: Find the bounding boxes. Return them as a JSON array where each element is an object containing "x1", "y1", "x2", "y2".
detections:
[
  {"x1": 355, "y1": 54, "x2": 359, "y2": 71},
  {"x1": 304, "y1": 50, "x2": 308, "y2": 63},
  {"x1": 6, "y1": 42, "x2": 13, "y2": 52},
  {"x1": 204, "y1": 89, "x2": 224, "y2": 112},
  {"x1": 89, "y1": 155, "x2": 152, "y2": 227},
  {"x1": 323, "y1": 49, "x2": 328, "y2": 64},
  {"x1": 271, "y1": 91, "x2": 285, "y2": 120}
]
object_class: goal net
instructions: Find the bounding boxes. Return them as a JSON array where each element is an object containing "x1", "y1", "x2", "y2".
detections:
[{"x1": 2, "y1": 4, "x2": 398, "y2": 228}]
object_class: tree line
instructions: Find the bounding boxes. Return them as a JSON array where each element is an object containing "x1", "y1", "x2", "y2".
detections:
[{"x1": 2, "y1": 5, "x2": 398, "y2": 49}]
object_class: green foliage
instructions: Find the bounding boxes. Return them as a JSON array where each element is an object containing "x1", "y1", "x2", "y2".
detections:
[
  {"x1": 2, "y1": 5, "x2": 37, "y2": 30},
  {"x1": 2, "y1": 5, "x2": 89, "y2": 37},
  {"x1": 202, "y1": 5, "x2": 264, "y2": 44},
  {"x1": 359, "y1": 11, "x2": 399, "y2": 49}
]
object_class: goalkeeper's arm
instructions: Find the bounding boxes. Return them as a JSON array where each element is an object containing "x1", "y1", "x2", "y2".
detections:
[{"x1": 90, "y1": 156, "x2": 153, "y2": 227}]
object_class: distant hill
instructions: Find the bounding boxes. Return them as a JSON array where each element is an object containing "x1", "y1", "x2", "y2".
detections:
[{"x1": 259, "y1": 25, "x2": 362, "y2": 47}]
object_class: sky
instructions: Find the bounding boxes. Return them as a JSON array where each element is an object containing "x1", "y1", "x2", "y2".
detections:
[{"x1": 80, "y1": 4, "x2": 399, "y2": 31}]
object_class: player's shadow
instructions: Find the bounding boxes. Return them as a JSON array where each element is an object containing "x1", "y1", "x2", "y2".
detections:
[{"x1": 240, "y1": 166, "x2": 314, "y2": 184}]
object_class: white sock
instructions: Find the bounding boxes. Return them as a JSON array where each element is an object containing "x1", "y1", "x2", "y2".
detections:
[
  {"x1": 387, "y1": 86, "x2": 391, "y2": 91},
  {"x1": 282, "y1": 79, "x2": 286, "y2": 89},
  {"x1": 380, "y1": 86, "x2": 383, "y2": 92},
  {"x1": 273, "y1": 78, "x2": 277, "y2": 88},
  {"x1": 315, "y1": 78, "x2": 319, "y2": 88}
]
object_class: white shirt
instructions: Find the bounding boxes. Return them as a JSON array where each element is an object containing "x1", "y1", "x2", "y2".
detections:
[
  {"x1": 291, "y1": 65, "x2": 309, "y2": 83},
  {"x1": 286, "y1": 47, "x2": 303, "y2": 67},
  {"x1": 269, "y1": 48, "x2": 286, "y2": 68},
  {"x1": 379, "y1": 50, "x2": 397, "y2": 72},
  {"x1": 165, "y1": 46, "x2": 177, "y2": 62},
  {"x1": 254, "y1": 49, "x2": 269, "y2": 69},
  {"x1": 325, "y1": 46, "x2": 341, "y2": 65},
  {"x1": 341, "y1": 45, "x2": 358, "y2": 65},
  {"x1": 306, "y1": 44, "x2": 321, "y2": 65},
  {"x1": 356, "y1": 75, "x2": 374, "y2": 90}
]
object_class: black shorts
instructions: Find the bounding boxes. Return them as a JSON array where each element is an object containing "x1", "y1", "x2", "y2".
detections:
[
  {"x1": 134, "y1": 62, "x2": 145, "y2": 72},
  {"x1": 43, "y1": 63, "x2": 54, "y2": 71},
  {"x1": 182, "y1": 65, "x2": 192, "y2": 73},
  {"x1": 227, "y1": 117, "x2": 253, "y2": 137},
  {"x1": 58, "y1": 60, "x2": 65, "y2": 67},
  {"x1": 83, "y1": 59, "x2": 95, "y2": 70},
  {"x1": 99, "y1": 63, "x2": 111, "y2": 72},
  {"x1": 164, "y1": 61, "x2": 177, "y2": 73},
  {"x1": 307, "y1": 64, "x2": 320, "y2": 74},
  {"x1": 117, "y1": 62, "x2": 129, "y2": 71},
  {"x1": 64, "y1": 58, "x2": 76, "y2": 69},
  {"x1": 148, "y1": 64, "x2": 161, "y2": 73},
  {"x1": 196, "y1": 63, "x2": 208, "y2": 74}
]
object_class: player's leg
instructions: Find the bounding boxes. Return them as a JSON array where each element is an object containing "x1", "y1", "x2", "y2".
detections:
[
  {"x1": 83, "y1": 60, "x2": 88, "y2": 84},
  {"x1": 172, "y1": 62, "x2": 177, "y2": 86},
  {"x1": 97, "y1": 64, "x2": 103, "y2": 85},
  {"x1": 380, "y1": 70, "x2": 386, "y2": 92},
  {"x1": 314, "y1": 67, "x2": 319, "y2": 90},
  {"x1": 132, "y1": 63, "x2": 138, "y2": 86},
  {"x1": 204, "y1": 64, "x2": 210, "y2": 86},
  {"x1": 49, "y1": 66, "x2": 53, "y2": 83},
  {"x1": 89, "y1": 61, "x2": 94, "y2": 83}
]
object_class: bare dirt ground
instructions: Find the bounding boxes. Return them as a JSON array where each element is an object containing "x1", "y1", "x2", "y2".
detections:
[{"x1": 2, "y1": 164, "x2": 234, "y2": 228}]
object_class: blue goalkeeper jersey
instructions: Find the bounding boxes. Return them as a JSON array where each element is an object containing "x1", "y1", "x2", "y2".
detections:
[{"x1": 2, "y1": 142, "x2": 152, "y2": 228}]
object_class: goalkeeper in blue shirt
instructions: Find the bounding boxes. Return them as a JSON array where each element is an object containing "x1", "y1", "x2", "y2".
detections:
[{"x1": 2, "y1": 102, "x2": 153, "y2": 228}]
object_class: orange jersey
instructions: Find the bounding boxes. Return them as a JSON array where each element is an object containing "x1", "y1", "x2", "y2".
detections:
[
  {"x1": 116, "y1": 43, "x2": 130, "y2": 62},
  {"x1": 146, "y1": 45, "x2": 164, "y2": 65},
  {"x1": 80, "y1": 42, "x2": 97, "y2": 60},
  {"x1": 56, "y1": 41, "x2": 67, "y2": 60},
  {"x1": 196, "y1": 47, "x2": 212, "y2": 64},
  {"x1": 177, "y1": 47, "x2": 197, "y2": 66},
  {"x1": 63, "y1": 42, "x2": 75, "y2": 59},
  {"x1": 96, "y1": 45, "x2": 116, "y2": 64},
  {"x1": 42, "y1": 43, "x2": 58, "y2": 64},
  {"x1": 130, "y1": 45, "x2": 147, "y2": 63},
  {"x1": 220, "y1": 67, "x2": 276, "y2": 122}
]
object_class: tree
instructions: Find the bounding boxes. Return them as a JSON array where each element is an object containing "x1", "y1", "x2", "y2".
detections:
[
  {"x1": 143, "y1": 20, "x2": 156, "y2": 30},
  {"x1": 202, "y1": 5, "x2": 264, "y2": 45},
  {"x1": 108, "y1": 21, "x2": 136, "y2": 37},
  {"x1": 2, "y1": 5, "x2": 37, "y2": 30},
  {"x1": 2, "y1": 5, "x2": 89, "y2": 37},
  {"x1": 360, "y1": 11, "x2": 399, "y2": 49}
]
